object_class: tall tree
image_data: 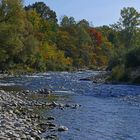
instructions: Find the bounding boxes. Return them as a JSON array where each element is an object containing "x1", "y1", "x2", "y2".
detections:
[
  {"x1": 0, "y1": 0, "x2": 25, "y2": 69},
  {"x1": 25, "y1": 2, "x2": 57, "y2": 23},
  {"x1": 112, "y1": 7, "x2": 140, "y2": 48}
]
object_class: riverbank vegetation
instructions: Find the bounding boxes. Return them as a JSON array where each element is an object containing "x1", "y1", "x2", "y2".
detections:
[
  {"x1": 107, "y1": 7, "x2": 140, "y2": 83},
  {"x1": 0, "y1": 0, "x2": 140, "y2": 83}
]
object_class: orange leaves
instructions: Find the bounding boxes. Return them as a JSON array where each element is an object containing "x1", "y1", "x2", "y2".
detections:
[{"x1": 89, "y1": 28, "x2": 102, "y2": 46}]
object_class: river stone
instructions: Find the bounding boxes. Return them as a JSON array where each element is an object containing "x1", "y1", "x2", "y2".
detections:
[
  {"x1": 25, "y1": 90, "x2": 30, "y2": 93},
  {"x1": 0, "y1": 136, "x2": 8, "y2": 140},
  {"x1": 30, "y1": 132, "x2": 41, "y2": 139},
  {"x1": 48, "y1": 123, "x2": 56, "y2": 127},
  {"x1": 46, "y1": 135, "x2": 58, "y2": 140},
  {"x1": 65, "y1": 104, "x2": 70, "y2": 107},
  {"x1": 79, "y1": 78, "x2": 91, "y2": 81},
  {"x1": 47, "y1": 116, "x2": 55, "y2": 120},
  {"x1": 51, "y1": 101, "x2": 59, "y2": 107},
  {"x1": 71, "y1": 104, "x2": 80, "y2": 109},
  {"x1": 9, "y1": 110, "x2": 13, "y2": 114},
  {"x1": 26, "y1": 135, "x2": 36, "y2": 140},
  {"x1": 58, "y1": 126, "x2": 68, "y2": 132},
  {"x1": 14, "y1": 122, "x2": 22, "y2": 127},
  {"x1": 15, "y1": 138, "x2": 21, "y2": 140},
  {"x1": 1, "y1": 120, "x2": 7, "y2": 125}
]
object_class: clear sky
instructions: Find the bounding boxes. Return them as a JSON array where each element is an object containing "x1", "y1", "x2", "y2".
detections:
[{"x1": 24, "y1": 0, "x2": 140, "y2": 26}]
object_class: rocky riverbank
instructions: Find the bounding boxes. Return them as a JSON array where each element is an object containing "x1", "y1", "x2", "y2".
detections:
[
  {"x1": 79, "y1": 71, "x2": 111, "y2": 83},
  {"x1": 0, "y1": 89, "x2": 79, "y2": 140},
  {"x1": 79, "y1": 70, "x2": 140, "y2": 85}
]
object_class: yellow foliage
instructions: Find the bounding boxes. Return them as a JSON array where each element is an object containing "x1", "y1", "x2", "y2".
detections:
[
  {"x1": 40, "y1": 43, "x2": 72, "y2": 66},
  {"x1": 26, "y1": 10, "x2": 42, "y2": 31}
]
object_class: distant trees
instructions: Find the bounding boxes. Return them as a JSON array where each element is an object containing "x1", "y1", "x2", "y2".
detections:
[
  {"x1": 58, "y1": 16, "x2": 113, "y2": 68},
  {"x1": 60, "y1": 16, "x2": 78, "y2": 28},
  {"x1": 108, "y1": 7, "x2": 140, "y2": 83},
  {"x1": 0, "y1": 0, "x2": 25, "y2": 70},
  {"x1": 0, "y1": 1, "x2": 72, "y2": 72},
  {"x1": 25, "y1": 2, "x2": 57, "y2": 22},
  {"x1": 24, "y1": 2, "x2": 71, "y2": 71},
  {"x1": 0, "y1": 0, "x2": 114, "y2": 72},
  {"x1": 0, "y1": 1, "x2": 139, "y2": 77},
  {"x1": 112, "y1": 7, "x2": 140, "y2": 48}
]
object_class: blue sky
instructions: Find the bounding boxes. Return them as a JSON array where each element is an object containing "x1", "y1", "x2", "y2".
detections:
[{"x1": 24, "y1": 0, "x2": 140, "y2": 26}]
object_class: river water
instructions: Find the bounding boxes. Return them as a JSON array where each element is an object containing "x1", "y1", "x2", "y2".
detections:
[{"x1": 0, "y1": 71, "x2": 140, "y2": 140}]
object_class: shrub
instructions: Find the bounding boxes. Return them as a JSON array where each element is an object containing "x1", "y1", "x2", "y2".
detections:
[
  {"x1": 125, "y1": 47, "x2": 140, "y2": 68},
  {"x1": 107, "y1": 47, "x2": 126, "y2": 70},
  {"x1": 109, "y1": 64, "x2": 129, "y2": 82}
]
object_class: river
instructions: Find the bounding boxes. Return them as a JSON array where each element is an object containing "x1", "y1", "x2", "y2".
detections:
[{"x1": 0, "y1": 71, "x2": 140, "y2": 140}]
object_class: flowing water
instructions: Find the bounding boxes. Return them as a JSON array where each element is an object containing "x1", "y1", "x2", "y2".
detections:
[{"x1": 0, "y1": 71, "x2": 140, "y2": 140}]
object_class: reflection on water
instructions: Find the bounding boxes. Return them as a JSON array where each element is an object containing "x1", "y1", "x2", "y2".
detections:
[{"x1": 0, "y1": 71, "x2": 140, "y2": 140}]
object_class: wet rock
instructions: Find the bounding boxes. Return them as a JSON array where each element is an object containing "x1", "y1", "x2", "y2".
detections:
[
  {"x1": 14, "y1": 109, "x2": 21, "y2": 115},
  {"x1": 38, "y1": 123, "x2": 48, "y2": 130},
  {"x1": 6, "y1": 131, "x2": 20, "y2": 138},
  {"x1": 14, "y1": 122, "x2": 22, "y2": 127},
  {"x1": 26, "y1": 135, "x2": 36, "y2": 140},
  {"x1": 9, "y1": 109, "x2": 13, "y2": 114},
  {"x1": 65, "y1": 104, "x2": 70, "y2": 107},
  {"x1": 71, "y1": 104, "x2": 81, "y2": 109},
  {"x1": 58, "y1": 126, "x2": 68, "y2": 132},
  {"x1": 1, "y1": 120, "x2": 7, "y2": 125},
  {"x1": 20, "y1": 134, "x2": 27, "y2": 139},
  {"x1": 0, "y1": 89, "x2": 71, "y2": 140},
  {"x1": 30, "y1": 132, "x2": 41, "y2": 139},
  {"x1": 79, "y1": 78, "x2": 91, "y2": 81},
  {"x1": 25, "y1": 90, "x2": 30, "y2": 93},
  {"x1": 48, "y1": 123, "x2": 57, "y2": 128},
  {"x1": 47, "y1": 116, "x2": 55, "y2": 120},
  {"x1": 37, "y1": 88, "x2": 52, "y2": 95},
  {"x1": 46, "y1": 134, "x2": 58, "y2": 140},
  {"x1": 51, "y1": 101, "x2": 59, "y2": 107},
  {"x1": 59, "y1": 103, "x2": 65, "y2": 108}
]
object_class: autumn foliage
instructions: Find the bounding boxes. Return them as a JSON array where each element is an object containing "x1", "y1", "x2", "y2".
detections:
[
  {"x1": 89, "y1": 28, "x2": 102, "y2": 46},
  {"x1": 0, "y1": 1, "x2": 117, "y2": 72}
]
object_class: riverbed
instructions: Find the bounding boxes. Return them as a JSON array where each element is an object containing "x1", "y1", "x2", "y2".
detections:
[{"x1": 0, "y1": 71, "x2": 140, "y2": 140}]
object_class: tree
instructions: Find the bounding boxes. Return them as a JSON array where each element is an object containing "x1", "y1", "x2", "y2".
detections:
[
  {"x1": 89, "y1": 28, "x2": 102, "y2": 46},
  {"x1": 25, "y1": 2, "x2": 57, "y2": 23},
  {"x1": 120, "y1": 7, "x2": 140, "y2": 30},
  {"x1": 60, "y1": 16, "x2": 76, "y2": 27},
  {"x1": 77, "y1": 19, "x2": 90, "y2": 29},
  {"x1": 112, "y1": 7, "x2": 140, "y2": 48},
  {"x1": 0, "y1": 0, "x2": 25, "y2": 69}
]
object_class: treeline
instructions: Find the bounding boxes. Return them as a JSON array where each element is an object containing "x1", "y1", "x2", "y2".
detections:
[
  {"x1": 107, "y1": 7, "x2": 140, "y2": 83},
  {"x1": 0, "y1": 0, "x2": 140, "y2": 82},
  {"x1": 0, "y1": 0, "x2": 112, "y2": 72}
]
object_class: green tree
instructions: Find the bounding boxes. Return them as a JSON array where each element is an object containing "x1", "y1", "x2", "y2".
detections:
[
  {"x1": 0, "y1": 0, "x2": 25, "y2": 69},
  {"x1": 25, "y1": 2, "x2": 57, "y2": 22},
  {"x1": 77, "y1": 19, "x2": 90, "y2": 29},
  {"x1": 60, "y1": 16, "x2": 70, "y2": 27},
  {"x1": 112, "y1": 7, "x2": 140, "y2": 48}
]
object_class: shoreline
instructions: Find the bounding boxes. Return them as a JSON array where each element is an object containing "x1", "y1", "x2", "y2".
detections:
[
  {"x1": 0, "y1": 70, "x2": 140, "y2": 89},
  {"x1": 0, "y1": 71, "x2": 140, "y2": 139},
  {"x1": 0, "y1": 90, "x2": 49, "y2": 140},
  {"x1": 0, "y1": 89, "x2": 75, "y2": 140},
  {"x1": 0, "y1": 89, "x2": 80, "y2": 140}
]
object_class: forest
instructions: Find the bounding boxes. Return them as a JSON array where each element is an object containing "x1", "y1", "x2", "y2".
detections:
[{"x1": 0, "y1": 0, "x2": 140, "y2": 83}]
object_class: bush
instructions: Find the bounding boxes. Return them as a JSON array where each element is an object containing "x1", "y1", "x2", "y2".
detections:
[
  {"x1": 109, "y1": 64, "x2": 129, "y2": 82},
  {"x1": 107, "y1": 47, "x2": 126, "y2": 70},
  {"x1": 125, "y1": 47, "x2": 140, "y2": 68}
]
